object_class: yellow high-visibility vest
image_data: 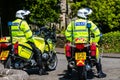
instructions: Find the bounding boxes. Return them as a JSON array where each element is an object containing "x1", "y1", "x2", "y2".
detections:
[
  {"x1": 11, "y1": 19, "x2": 34, "y2": 43},
  {"x1": 65, "y1": 19, "x2": 101, "y2": 43}
]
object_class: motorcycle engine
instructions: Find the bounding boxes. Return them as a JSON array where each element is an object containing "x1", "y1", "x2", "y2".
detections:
[
  {"x1": 14, "y1": 62, "x2": 24, "y2": 69},
  {"x1": 31, "y1": 59, "x2": 37, "y2": 66},
  {"x1": 42, "y1": 53, "x2": 49, "y2": 60}
]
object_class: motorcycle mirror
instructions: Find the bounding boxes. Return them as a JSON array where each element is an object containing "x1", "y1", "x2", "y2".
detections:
[{"x1": 87, "y1": 23, "x2": 91, "y2": 28}]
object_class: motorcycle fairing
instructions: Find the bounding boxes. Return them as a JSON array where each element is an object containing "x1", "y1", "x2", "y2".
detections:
[
  {"x1": 45, "y1": 39, "x2": 54, "y2": 51},
  {"x1": 34, "y1": 37, "x2": 45, "y2": 53}
]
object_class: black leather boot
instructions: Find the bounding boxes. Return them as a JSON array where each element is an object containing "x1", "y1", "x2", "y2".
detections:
[
  {"x1": 34, "y1": 49, "x2": 47, "y2": 75},
  {"x1": 36, "y1": 53, "x2": 48, "y2": 75},
  {"x1": 96, "y1": 62, "x2": 106, "y2": 78},
  {"x1": 39, "y1": 67, "x2": 48, "y2": 75},
  {"x1": 28, "y1": 42, "x2": 48, "y2": 75},
  {"x1": 64, "y1": 64, "x2": 72, "y2": 79}
]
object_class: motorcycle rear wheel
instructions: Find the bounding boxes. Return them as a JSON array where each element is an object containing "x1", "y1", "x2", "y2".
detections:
[{"x1": 78, "y1": 66, "x2": 87, "y2": 80}]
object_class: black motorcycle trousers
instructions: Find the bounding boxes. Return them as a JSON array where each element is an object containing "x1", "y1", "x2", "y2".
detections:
[
  {"x1": 95, "y1": 58, "x2": 103, "y2": 73},
  {"x1": 27, "y1": 41, "x2": 43, "y2": 69}
]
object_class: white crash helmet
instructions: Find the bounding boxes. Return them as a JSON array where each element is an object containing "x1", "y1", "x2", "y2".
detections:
[
  {"x1": 16, "y1": 10, "x2": 30, "y2": 19},
  {"x1": 77, "y1": 8, "x2": 92, "y2": 19}
]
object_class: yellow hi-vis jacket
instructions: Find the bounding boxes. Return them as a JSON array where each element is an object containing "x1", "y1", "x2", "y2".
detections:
[
  {"x1": 65, "y1": 19, "x2": 101, "y2": 43},
  {"x1": 11, "y1": 19, "x2": 34, "y2": 43}
]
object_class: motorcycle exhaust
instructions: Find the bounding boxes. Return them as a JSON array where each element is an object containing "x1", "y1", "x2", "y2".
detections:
[{"x1": 68, "y1": 61, "x2": 75, "y2": 68}]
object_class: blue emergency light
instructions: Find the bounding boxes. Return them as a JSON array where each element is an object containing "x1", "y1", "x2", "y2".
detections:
[
  {"x1": 87, "y1": 23, "x2": 91, "y2": 28},
  {"x1": 8, "y1": 21, "x2": 12, "y2": 26}
]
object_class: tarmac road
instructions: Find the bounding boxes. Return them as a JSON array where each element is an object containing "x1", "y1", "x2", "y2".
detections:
[{"x1": 28, "y1": 53, "x2": 120, "y2": 80}]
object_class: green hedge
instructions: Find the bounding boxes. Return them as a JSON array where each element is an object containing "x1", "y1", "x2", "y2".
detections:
[
  {"x1": 101, "y1": 31, "x2": 120, "y2": 53},
  {"x1": 56, "y1": 31, "x2": 120, "y2": 53}
]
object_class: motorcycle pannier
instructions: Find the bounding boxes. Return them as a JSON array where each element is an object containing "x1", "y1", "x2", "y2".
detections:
[{"x1": 18, "y1": 44, "x2": 32, "y2": 60}]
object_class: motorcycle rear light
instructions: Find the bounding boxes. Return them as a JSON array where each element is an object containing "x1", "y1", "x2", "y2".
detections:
[
  {"x1": 0, "y1": 43, "x2": 9, "y2": 49},
  {"x1": 90, "y1": 44, "x2": 96, "y2": 50},
  {"x1": 65, "y1": 43, "x2": 71, "y2": 57},
  {"x1": 90, "y1": 43, "x2": 96, "y2": 56},
  {"x1": 14, "y1": 42, "x2": 18, "y2": 54},
  {"x1": 91, "y1": 51, "x2": 96, "y2": 56},
  {"x1": 0, "y1": 57, "x2": 7, "y2": 60},
  {"x1": 75, "y1": 44, "x2": 84, "y2": 50}
]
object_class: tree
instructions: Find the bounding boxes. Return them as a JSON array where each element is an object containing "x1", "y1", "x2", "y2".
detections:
[
  {"x1": 0, "y1": 0, "x2": 61, "y2": 36},
  {"x1": 24, "y1": 0, "x2": 60, "y2": 27},
  {"x1": 69, "y1": 0, "x2": 120, "y2": 33}
]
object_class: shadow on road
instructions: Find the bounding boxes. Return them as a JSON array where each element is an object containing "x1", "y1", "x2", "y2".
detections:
[
  {"x1": 58, "y1": 69, "x2": 98, "y2": 80},
  {"x1": 24, "y1": 67, "x2": 39, "y2": 75},
  {"x1": 24, "y1": 67, "x2": 49, "y2": 75}
]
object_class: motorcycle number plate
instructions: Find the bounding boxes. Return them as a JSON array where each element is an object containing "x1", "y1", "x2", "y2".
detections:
[
  {"x1": 0, "y1": 51, "x2": 9, "y2": 59},
  {"x1": 75, "y1": 52, "x2": 86, "y2": 60}
]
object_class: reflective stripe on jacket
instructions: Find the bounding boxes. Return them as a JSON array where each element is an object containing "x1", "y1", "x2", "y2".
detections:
[
  {"x1": 11, "y1": 19, "x2": 34, "y2": 43},
  {"x1": 65, "y1": 19, "x2": 101, "y2": 43}
]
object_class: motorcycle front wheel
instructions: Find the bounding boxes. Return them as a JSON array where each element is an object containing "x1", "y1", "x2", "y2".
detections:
[{"x1": 46, "y1": 53, "x2": 58, "y2": 71}]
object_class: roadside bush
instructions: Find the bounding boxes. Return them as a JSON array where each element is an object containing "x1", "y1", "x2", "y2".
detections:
[
  {"x1": 56, "y1": 31, "x2": 120, "y2": 53},
  {"x1": 101, "y1": 31, "x2": 120, "y2": 53}
]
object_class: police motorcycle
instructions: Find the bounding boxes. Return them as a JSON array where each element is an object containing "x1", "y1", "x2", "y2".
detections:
[
  {"x1": 0, "y1": 22, "x2": 57, "y2": 72},
  {"x1": 36, "y1": 26, "x2": 58, "y2": 71},
  {"x1": 66, "y1": 23, "x2": 99, "y2": 80},
  {"x1": 65, "y1": 10, "x2": 101, "y2": 80}
]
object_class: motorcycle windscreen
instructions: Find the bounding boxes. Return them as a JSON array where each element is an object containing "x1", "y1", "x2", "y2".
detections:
[
  {"x1": 18, "y1": 44, "x2": 33, "y2": 60},
  {"x1": 75, "y1": 52, "x2": 86, "y2": 66},
  {"x1": 45, "y1": 40, "x2": 54, "y2": 51}
]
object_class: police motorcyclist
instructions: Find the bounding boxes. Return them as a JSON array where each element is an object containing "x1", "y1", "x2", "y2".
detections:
[
  {"x1": 64, "y1": 8, "x2": 106, "y2": 78},
  {"x1": 11, "y1": 10, "x2": 46, "y2": 75}
]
